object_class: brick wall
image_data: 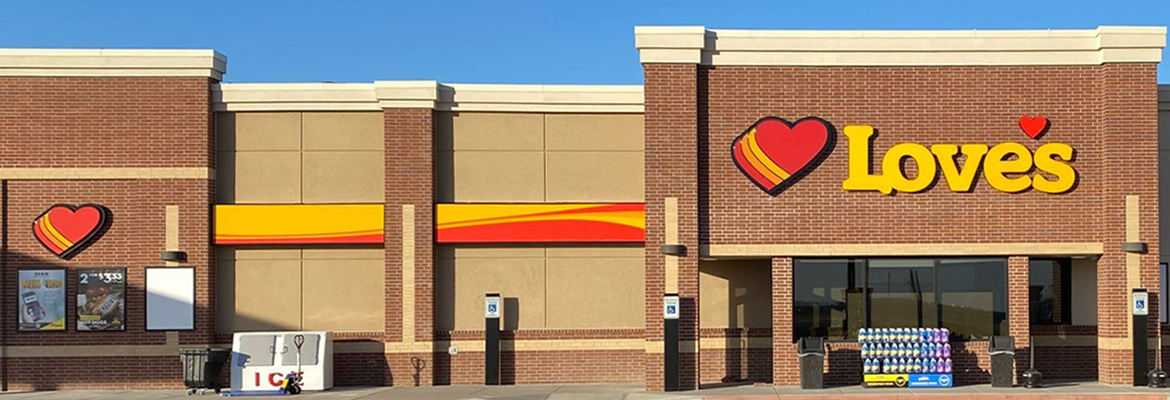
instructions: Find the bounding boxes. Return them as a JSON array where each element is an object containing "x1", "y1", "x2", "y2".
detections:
[
  {"x1": 0, "y1": 76, "x2": 215, "y2": 390},
  {"x1": 652, "y1": 63, "x2": 1163, "y2": 387},
  {"x1": 383, "y1": 107, "x2": 436, "y2": 383},
  {"x1": 643, "y1": 63, "x2": 701, "y2": 391},
  {"x1": 1096, "y1": 63, "x2": 1162, "y2": 384}
]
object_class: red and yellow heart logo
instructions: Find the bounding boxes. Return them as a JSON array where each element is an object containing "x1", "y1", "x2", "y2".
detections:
[
  {"x1": 732, "y1": 117, "x2": 836, "y2": 195},
  {"x1": 32, "y1": 204, "x2": 109, "y2": 258},
  {"x1": 1019, "y1": 115, "x2": 1050, "y2": 139}
]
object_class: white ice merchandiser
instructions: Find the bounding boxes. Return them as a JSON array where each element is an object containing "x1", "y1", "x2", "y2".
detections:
[{"x1": 230, "y1": 331, "x2": 333, "y2": 392}]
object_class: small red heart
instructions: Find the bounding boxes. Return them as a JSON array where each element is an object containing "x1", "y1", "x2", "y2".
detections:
[
  {"x1": 1019, "y1": 115, "x2": 1050, "y2": 139},
  {"x1": 32, "y1": 204, "x2": 108, "y2": 258},
  {"x1": 732, "y1": 117, "x2": 835, "y2": 195}
]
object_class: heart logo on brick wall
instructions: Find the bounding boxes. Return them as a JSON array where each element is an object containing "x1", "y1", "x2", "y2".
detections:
[
  {"x1": 33, "y1": 204, "x2": 110, "y2": 258},
  {"x1": 731, "y1": 117, "x2": 837, "y2": 195},
  {"x1": 1019, "y1": 115, "x2": 1050, "y2": 139}
]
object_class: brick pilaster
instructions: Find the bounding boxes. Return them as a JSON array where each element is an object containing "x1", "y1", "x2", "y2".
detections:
[
  {"x1": 384, "y1": 107, "x2": 436, "y2": 385},
  {"x1": 1097, "y1": 63, "x2": 1161, "y2": 384},
  {"x1": 643, "y1": 62, "x2": 701, "y2": 391},
  {"x1": 771, "y1": 257, "x2": 796, "y2": 385},
  {"x1": 1007, "y1": 256, "x2": 1031, "y2": 384}
]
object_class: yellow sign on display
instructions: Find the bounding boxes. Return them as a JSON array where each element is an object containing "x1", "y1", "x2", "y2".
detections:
[
  {"x1": 863, "y1": 374, "x2": 909, "y2": 387},
  {"x1": 842, "y1": 125, "x2": 1076, "y2": 195},
  {"x1": 214, "y1": 204, "x2": 384, "y2": 245}
]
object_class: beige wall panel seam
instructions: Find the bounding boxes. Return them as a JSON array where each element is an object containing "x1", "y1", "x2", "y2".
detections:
[
  {"x1": 704, "y1": 243, "x2": 1105, "y2": 257},
  {"x1": 402, "y1": 205, "x2": 416, "y2": 344},
  {"x1": 0, "y1": 167, "x2": 214, "y2": 180}
]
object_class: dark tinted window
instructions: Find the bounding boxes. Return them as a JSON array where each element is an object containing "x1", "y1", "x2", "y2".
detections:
[
  {"x1": 792, "y1": 257, "x2": 1009, "y2": 342},
  {"x1": 868, "y1": 259, "x2": 937, "y2": 329},
  {"x1": 939, "y1": 258, "x2": 1008, "y2": 339},
  {"x1": 1029, "y1": 258, "x2": 1071, "y2": 324},
  {"x1": 793, "y1": 259, "x2": 864, "y2": 341}
]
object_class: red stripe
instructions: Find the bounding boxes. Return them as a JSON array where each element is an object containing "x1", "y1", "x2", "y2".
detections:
[
  {"x1": 733, "y1": 140, "x2": 772, "y2": 186},
  {"x1": 33, "y1": 220, "x2": 64, "y2": 254},
  {"x1": 215, "y1": 234, "x2": 384, "y2": 245},
  {"x1": 437, "y1": 220, "x2": 645, "y2": 243}
]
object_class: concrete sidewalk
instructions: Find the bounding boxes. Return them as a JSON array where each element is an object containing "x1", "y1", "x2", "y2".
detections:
[{"x1": 3, "y1": 382, "x2": 1170, "y2": 399}]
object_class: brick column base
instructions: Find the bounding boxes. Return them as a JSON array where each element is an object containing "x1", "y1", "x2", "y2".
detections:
[
  {"x1": 1008, "y1": 256, "x2": 1031, "y2": 384},
  {"x1": 772, "y1": 257, "x2": 796, "y2": 386}
]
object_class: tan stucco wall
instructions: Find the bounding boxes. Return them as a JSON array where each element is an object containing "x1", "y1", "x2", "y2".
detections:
[
  {"x1": 699, "y1": 259, "x2": 772, "y2": 329},
  {"x1": 216, "y1": 111, "x2": 385, "y2": 204},
  {"x1": 435, "y1": 245, "x2": 644, "y2": 330},
  {"x1": 436, "y1": 112, "x2": 645, "y2": 203},
  {"x1": 215, "y1": 247, "x2": 386, "y2": 333}
]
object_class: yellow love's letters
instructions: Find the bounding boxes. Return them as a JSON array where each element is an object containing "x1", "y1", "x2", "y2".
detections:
[{"x1": 842, "y1": 125, "x2": 1076, "y2": 195}]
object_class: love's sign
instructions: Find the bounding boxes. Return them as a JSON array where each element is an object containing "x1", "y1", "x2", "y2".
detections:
[
  {"x1": 33, "y1": 204, "x2": 110, "y2": 258},
  {"x1": 732, "y1": 116, "x2": 1077, "y2": 196}
]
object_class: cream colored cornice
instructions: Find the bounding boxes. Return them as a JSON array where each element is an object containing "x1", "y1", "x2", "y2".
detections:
[
  {"x1": 374, "y1": 80, "x2": 442, "y2": 109},
  {"x1": 437, "y1": 83, "x2": 644, "y2": 113},
  {"x1": 636, "y1": 26, "x2": 1166, "y2": 66},
  {"x1": 212, "y1": 83, "x2": 379, "y2": 111},
  {"x1": 216, "y1": 81, "x2": 644, "y2": 113},
  {"x1": 0, "y1": 48, "x2": 226, "y2": 79}
]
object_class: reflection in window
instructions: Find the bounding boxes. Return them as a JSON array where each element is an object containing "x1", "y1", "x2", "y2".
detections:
[
  {"x1": 939, "y1": 258, "x2": 1008, "y2": 340},
  {"x1": 1029, "y1": 258, "x2": 1071, "y2": 325},
  {"x1": 792, "y1": 257, "x2": 1009, "y2": 342},
  {"x1": 868, "y1": 259, "x2": 936, "y2": 330},
  {"x1": 793, "y1": 259, "x2": 864, "y2": 341}
]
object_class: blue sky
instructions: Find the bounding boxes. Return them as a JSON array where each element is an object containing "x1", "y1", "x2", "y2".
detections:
[{"x1": 1, "y1": 0, "x2": 1167, "y2": 84}]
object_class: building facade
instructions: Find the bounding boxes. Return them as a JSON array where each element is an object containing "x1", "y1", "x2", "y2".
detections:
[{"x1": 0, "y1": 25, "x2": 1166, "y2": 390}]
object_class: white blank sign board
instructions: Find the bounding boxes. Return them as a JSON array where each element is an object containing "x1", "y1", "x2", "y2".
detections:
[{"x1": 146, "y1": 267, "x2": 195, "y2": 330}]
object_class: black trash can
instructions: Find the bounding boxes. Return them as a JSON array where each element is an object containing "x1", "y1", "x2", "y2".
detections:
[
  {"x1": 180, "y1": 348, "x2": 231, "y2": 395},
  {"x1": 798, "y1": 337, "x2": 826, "y2": 389},
  {"x1": 989, "y1": 336, "x2": 1015, "y2": 388}
]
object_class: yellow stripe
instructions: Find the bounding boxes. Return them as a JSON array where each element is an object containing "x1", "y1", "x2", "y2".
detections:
[
  {"x1": 218, "y1": 230, "x2": 383, "y2": 239},
  {"x1": 40, "y1": 217, "x2": 74, "y2": 249},
  {"x1": 36, "y1": 221, "x2": 67, "y2": 251},
  {"x1": 746, "y1": 129, "x2": 791, "y2": 179},
  {"x1": 438, "y1": 211, "x2": 645, "y2": 230},
  {"x1": 437, "y1": 204, "x2": 631, "y2": 225},
  {"x1": 739, "y1": 136, "x2": 782, "y2": 184},
  {"x1": 214, "y1": 204, "x2": 383, "y2": 238}
]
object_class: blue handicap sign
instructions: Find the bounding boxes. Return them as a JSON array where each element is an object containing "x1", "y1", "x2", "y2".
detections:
[
  {"x1": 488, "y1": 304, "x2": 498, "y2": 313},
  {"x1": 1137, "y1": 300, "x2": 1146, "y2": 309},
  {"x1": 666, "y1": 305, "x2": 677, "y2": 315}
]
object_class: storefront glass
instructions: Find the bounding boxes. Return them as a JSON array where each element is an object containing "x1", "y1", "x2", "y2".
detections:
[
  {"x1": 868, "y1": 259, "x2": 937, "y2": 330},
  {"x1": 938, "y1": 258, "x2": 1008, "y2": 339},
  {"x1": 1028, "y1": 258, "x2": 1071, "y2": 324},
  {"x1": 792, "y1": 259, "x2": 864, "y2": 340},
  {"x1": 793, "y1": 257, "x2": 1008, "y2": 342}
]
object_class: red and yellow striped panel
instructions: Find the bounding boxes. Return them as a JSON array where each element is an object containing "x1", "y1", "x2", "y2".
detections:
[
  {"x1": 214, "y1": 204, "x2": 384, "y2": 245},
  {"x1": 733, "y1": 127, "x2": 792, "y2": 187},
  {"x1": 436, "y1": 203, "x2": 645, "y2": 243}
]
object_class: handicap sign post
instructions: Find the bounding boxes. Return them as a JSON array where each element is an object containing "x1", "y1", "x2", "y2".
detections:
[
  {"x1": 663, "y1": 294, "x2": 680, "y2": 391},
  {"x1": 1134, "y1": 289, "x2": 1149, "y2": 386},
  {"x1": 485, "y1": 293, "x2": 502, "y2": 385}
]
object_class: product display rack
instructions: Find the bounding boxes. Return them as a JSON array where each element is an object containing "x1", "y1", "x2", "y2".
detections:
[{"x1": 859, "y1": 327, "x2": 953, "y2": 388}]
